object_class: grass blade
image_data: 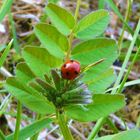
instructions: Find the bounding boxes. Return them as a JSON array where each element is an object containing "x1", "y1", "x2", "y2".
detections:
[
  {"x1": 104, "y1": 0, "x2": 133, "y2": 35},
  {"x1": 0, "y1": 130, "x2": 6, "y2": 140},
  {"x1": 88, "y1": 19, "x2": 140, "y2": 140},
  {"x1": 106, "y1": 79, "x2": 140, "y2": 92},
  {"x1": 0, "y1": 0, "x2": 13, "y2": 22},
  {"x1": 9, "y1": 12, "x2": 19, "y2": 53},
  {"x1": 0, "y1": 39, "x2": 13, "y2": 68},
  {"x1": 14, "y1": 101, "x2": 22, "y2": 140},
  {"x1": 98, "y1": 0, "x2": 105, "y2": 9},
  {"x1": 112, "y1": 19, "x2": 140, "y2": 94},
  {"x1": 117, "y1": 45, "x2": 140, "y2": 93}
]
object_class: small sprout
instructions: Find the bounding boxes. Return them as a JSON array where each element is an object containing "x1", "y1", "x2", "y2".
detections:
[
  {"x1": 82, "y1": 58, "x2": 105, "y2": 72},
  {"x1": 28, "y1": 68, "x2": 92, "y2": 108}
]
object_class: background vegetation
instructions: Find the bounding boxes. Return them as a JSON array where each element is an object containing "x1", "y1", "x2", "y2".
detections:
[{"x1": 0, "y1": 0, "x2": 140, "y2": 140}]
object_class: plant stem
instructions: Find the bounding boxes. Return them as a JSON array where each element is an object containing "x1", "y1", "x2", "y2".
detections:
[
  {"x1": 66, "y1": 31, "x2": 74, "y2": 61},
  {"x1": 136, "y1": 115, "x2": 140, "y2": 128},
  {"x1": 74, "y1": 0, "x2": 81, "y2": 22},
  {"x1": 98, "y1": 0, "x2": 105, "y2": 9},
  {"x1": 112, "y1": 19, "x2": 140, "y2": 94},
  {"x1": 56, "y1": 109, "x2": 73, "y2": 140},
  {"x1": 118, "y1": 0, "x2": 132, "y2": 53},
  {"x1": 30, "y1": 114, "x2": 42, "y2": 140},
  {"x1": 14, "y1": 101, "x2": 22, "y2": 140},
  {"x1": 106, "y1": 117, "x2": 119, "y2": 133},
  {"x1": 117, "y1": 46, "x2": 140, "y2": 94},
  {"x1": 66, "y1": 0, "x2": 81, "y2": 61},
  {"x1": 87, "y1": 19, "x2": 140, "y2": 140},
  {"x1": 87, "y1": 117, "x2": 106, "y2": 140}
]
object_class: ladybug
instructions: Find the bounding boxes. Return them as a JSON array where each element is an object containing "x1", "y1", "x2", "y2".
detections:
[{"x1": 61, "y1": 60, "x2": 80, "y2": 80}]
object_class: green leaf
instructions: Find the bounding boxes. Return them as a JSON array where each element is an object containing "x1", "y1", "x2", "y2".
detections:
[
  {"x1": 95, "y1": 129, "x2": 140, "y2": 140},
  {"x1": 87, "y1": 68, "x2": 116, "y2": 93},
  {"x1": 75, "y1": 10, "x2": 110, "y2": 39},
  {"x1": 45, "y1": 3, "x2": 75, "y2": 35},
  {"x1": 48, "y1": 0, "x2": 59, "y2": 4},
  {"x1": 6, "y1": 118, "x2": 52, "y2": 140},
  {"x1": 51, "y1": 69, "x2": 61, "y2": 90},
  {"x1": 34, "y1": 23, "x2": 69, "y2": 58},
  {"x1": 23, "y1": 46, "x2": 62, "y2": 78},
  {"x1": 72, "y1": 38, "x2": 118, "y2": 92},
  {"x1": 16, "y1": 62, "x2": 36, "y2": 84},
  {"x1": 0, "y1": 0, "x2": 13, "y2": 22},
  {"x1": 0, "y1": 39, "x2": 13, "y2": 68},
  {"x1": 28, "y1": 80, "x2": 46, "y2": 94},
  {"x1": 72, "y1": 38, "x2": 117, "y2": 63},
  {"x1": 35, "y1": 78, "x2": 55, "y2": 91},
  {"x1": 0, "y1": 130, "x2": 6, "y2": 140},
  {"x1": 6, "y1": 77, "x2": 55, "y2": 114},
  {"x1": 65, "y1": 94, "x2": 125, "y2": 122}
]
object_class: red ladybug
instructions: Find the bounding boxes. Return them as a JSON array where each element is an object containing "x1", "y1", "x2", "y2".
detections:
[{"x1": 61, "y1": 60, "x2": 80, "y2": 80}]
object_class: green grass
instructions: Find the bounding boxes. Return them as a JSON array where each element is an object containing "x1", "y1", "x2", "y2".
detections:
[
  {"x1": 87, "y1": 18, "x2": 140, "y2": 140},
  {"x1": 0, "y1": 0, "x2": 13, "y2": 22}
]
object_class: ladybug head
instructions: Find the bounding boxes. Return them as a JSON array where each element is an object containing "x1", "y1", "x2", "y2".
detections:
[{"x1": 61, "y1": 60, "x2": 80, "y2": 80}]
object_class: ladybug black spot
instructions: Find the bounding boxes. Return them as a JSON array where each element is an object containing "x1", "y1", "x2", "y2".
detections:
[
  {"x1": 63, "y1": 64, "x2": 66, "y2": 67},
  {"x1": 75, "y1": 71, "x2": 79, "y2": 75},
  {"x1": 66, "y1": 71, "x2": 70, "y2": 76}
]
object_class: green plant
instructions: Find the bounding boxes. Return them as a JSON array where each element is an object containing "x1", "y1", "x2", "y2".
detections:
[
  {"x1": 4, "y1": 2, "x2": 126, "y2": 140},
  {"x1": 0, "y1": 0, "x2": 13, "y2": 23},
  {"x1": 0, "y1": 39, "x2": 13, "y2": 68}
]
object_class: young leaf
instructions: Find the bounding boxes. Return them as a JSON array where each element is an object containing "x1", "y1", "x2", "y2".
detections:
[
  {"x1": 23, "y1": 46, "x2": 62, "y2": 78},
  {"x1": 34, "y1": 24, "x2": 69, "y2": 58},
  {"x1": 82, "y1": 59, "x2": 105, "y2": 72},
  {"x1": 45, "y1": 3, "x2": 75, "y2": 35},
  {"x1": 95, "y1": 129, "x2": 140, "y2": 140},
  {"x1": 65, "y1": 94, "x2": 125, "y2": 122},
  {"x1": 28, "y1": 80, "x2": 46, "y2": 94},
  {"x1": 6, "y1": 118, "x2": 52, "y2": 140},
  {"x1": 51, "y1": 69, "x2": 61, "y2": 90},
  {"x1": 74, "y1": 10, "x2": 110, "y2": 39},
  {"x1": 44, "y1": 74, "x2": 51, "y2": 83},
  {"x1": 6, "y1": 77, "x2": 55, "y2": 114},
  {"x1": 16, "y1": 62, "x2": 36, "y2": 84},
  {"x1": 35, "y1": 78, "x2": 55, "y2": 91}
]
